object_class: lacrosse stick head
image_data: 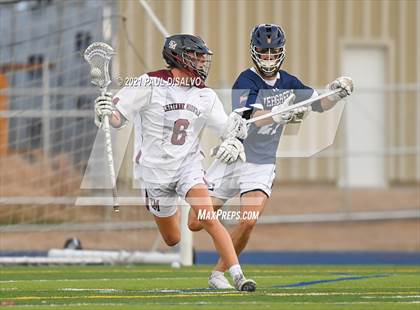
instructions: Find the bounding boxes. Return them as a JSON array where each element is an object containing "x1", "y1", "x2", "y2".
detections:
[{"x1": 84, "y1": 42, "x2": 115, "y2": 90}]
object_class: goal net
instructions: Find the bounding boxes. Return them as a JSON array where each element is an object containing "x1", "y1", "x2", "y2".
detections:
[{"x1": 0, "y1": 0, "x2": 189, "y2": 265}]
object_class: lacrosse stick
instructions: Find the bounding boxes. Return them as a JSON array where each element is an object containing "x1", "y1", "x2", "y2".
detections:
[
  {"x1": 84, "y1": 42, "x2": 119, "y2": 212},
  {"x1": 245, "y1": 88, "x2": 341, "y2": 124},
  {"x1": 210, "y1": 89, "x2": 341, "y2": 157}
]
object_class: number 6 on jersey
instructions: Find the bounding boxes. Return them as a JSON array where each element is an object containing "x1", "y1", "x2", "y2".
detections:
[{"x1": 171, "y1": 119, "x2": 190, "y2": 145}]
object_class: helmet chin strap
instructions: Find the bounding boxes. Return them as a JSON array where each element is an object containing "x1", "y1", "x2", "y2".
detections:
[
  {"x1": 261, "y1": 71, "x2": 277, "y2": 78},
  {"x1": 181, "y1": 52, "x2": 210, "y2": 81},
  {"x1": 172, "y1": 66, "x2": 205, "y2": 87},
  {"x1": 258, "y1": 57, "x2": 281, "y2": 75},
  {"x1": 259, "y1": 68, "x2": 277, "y2": 79},
  {"x1": 253, "y1": 61, "x2": 279, "y2": 79}
]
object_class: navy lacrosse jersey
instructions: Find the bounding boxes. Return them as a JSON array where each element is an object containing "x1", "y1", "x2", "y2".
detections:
[{"x1": 232, "y1": 68, "x2": 322, "y2": 164}]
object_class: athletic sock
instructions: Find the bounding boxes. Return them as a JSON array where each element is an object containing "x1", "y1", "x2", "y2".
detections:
[
  {"x1": 211, "y1": 270, "x2": 225, "y2": 278},
  {"x1": 228, "y1": 264, "x2": 243, "y2": 279}
]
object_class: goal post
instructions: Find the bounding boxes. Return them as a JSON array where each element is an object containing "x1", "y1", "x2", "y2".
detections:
[{"x1": 137, "y1": 0, "x2": 196, "y2": 266}]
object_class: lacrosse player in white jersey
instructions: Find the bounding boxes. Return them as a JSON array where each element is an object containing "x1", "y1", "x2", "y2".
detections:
[
  {"x1": 188, "y1": 24, "x2": 354, "y2": 289},
  {"x1": 93, "y1": 34, "x2": 255, "y2": 291}
]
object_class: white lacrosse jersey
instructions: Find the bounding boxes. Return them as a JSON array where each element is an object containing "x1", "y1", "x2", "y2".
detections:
[{"x1": 114, "y1": 70, "x2": 227, "y2": 182}]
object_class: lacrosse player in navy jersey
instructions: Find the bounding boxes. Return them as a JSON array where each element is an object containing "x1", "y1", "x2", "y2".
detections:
[{"x1": 188, "y1": 24, "x2": 353, "y2": 289}]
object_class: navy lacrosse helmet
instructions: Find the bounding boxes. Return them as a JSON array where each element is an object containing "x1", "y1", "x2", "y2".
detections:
[
  {"x1": 250, "y1": 24, "x2": 286, "y2": 77},
  {"x1": 162, "y1": 34, "x2": 213, "y2": 82}
]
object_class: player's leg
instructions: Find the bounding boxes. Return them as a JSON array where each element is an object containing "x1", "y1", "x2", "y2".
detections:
[
  {"x1": 188, "y1": 159, "x2": 236, "y2": 232},
  {"x1": 208, "y1": 163, "x2": 275, "y2": 288},
  {"x1": 144, "y1": 185, "x2": 180, "y2": 247},
  {"x1": 187, "y1": 196, "x2": 224, "y2": 232},
  {"x1": 186, "y1": 184, "x2": 238, "y2": 266},
  {"x1": 178, "y1": 158, "x2": 255, "y2": 291},
  {"x1": 153, "y1": 209, "x2": 180, "y2": 246},
  {"x1": 193, "y1": 159, "x2": 243, "y2": 288},
  {"x1": 187, "y1": 195, "x2": 233, "y2": 289},
  {"x1": 213, "y1": 190, "x2": 268, "y2": 272},
  {"x1": 185, "y1": 183, "x2": 256, "y2": 291},
  {"x1": 188, "y1": 194, "x2": 232, "y2": 290}
]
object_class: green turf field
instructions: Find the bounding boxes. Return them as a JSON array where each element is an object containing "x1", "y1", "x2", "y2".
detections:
[{"x1": 1, "y1": 265, "x2": 419, "y2": 309}]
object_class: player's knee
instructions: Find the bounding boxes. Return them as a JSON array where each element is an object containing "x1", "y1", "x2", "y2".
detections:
[
  {"x1": 198, "y1": 218, "x2": 218, "y2": 230},
  {"x1": 239, "y1": 218, "x2": 257, "y2": 233},
  {"x1": 188, "y1": 209, "x2": 204, "y2": 231},
  {"x1": 163, "y1": 234, "x2": 181, "y2": 247},
  {"x1": 164, "y1": 238, "x2": 180, "y2": 247},
  {"x1": 188, "y1": 220, "x2": 203, "y2": 232}
]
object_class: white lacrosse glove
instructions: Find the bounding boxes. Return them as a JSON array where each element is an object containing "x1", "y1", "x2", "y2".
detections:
[
  {"x1": 271, "y1": 93, "x2": 305, "y2": 124},
  {"x1": 94, "y1": 92, "x2": 114, "y2": 128},
  {"x1": 327, "y1": 76, "x2": 354, "y2": 102},
  {"x1": 221, "y1": 112, "x2": 248, "y2": 140},
  {"x1": 216, "y1": 137, "x2": 246, "y2": 164}
]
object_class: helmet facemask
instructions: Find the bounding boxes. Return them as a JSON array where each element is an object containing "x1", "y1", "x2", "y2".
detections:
[
  {"x1": 182, "y1": 51, "x2": 212, "y2": 82},
  {"x1": 250, "y1": 45, "x2": 285, "y2": 77}
]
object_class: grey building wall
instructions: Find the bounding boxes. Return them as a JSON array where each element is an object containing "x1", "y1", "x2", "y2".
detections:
[{"x1": 0, "y1": 0, "x2": 116, "y2": 163}]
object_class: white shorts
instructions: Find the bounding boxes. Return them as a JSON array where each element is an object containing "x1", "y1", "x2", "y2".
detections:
[
  {"x1": 206, "y1": 160, "x2": 276, "y2": 200},
  {"x1": 143, "y1": 160, "x2": 205, "y2": 218}
]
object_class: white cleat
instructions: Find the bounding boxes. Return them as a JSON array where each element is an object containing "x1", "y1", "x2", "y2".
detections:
[
  {"x1": 234, "y1": 274, "x2": 257, "y2": 292},
  {"x1": 208, "y1": 273, "x2": 234, "y2": 289}
]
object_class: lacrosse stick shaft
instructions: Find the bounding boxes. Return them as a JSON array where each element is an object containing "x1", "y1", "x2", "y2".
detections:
[
  {"x1": 100, "y1": 85, "x2": 119, "y2": 212},
  {"x1": 210, "y1": 89, "x2": 341, "y2": 157},
  {"x1": 246, "y1": 89, "x2": 340, "y2": 124},
  {"x1": 102, "y1": 114, "x2": 119, "y2": 212}
]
